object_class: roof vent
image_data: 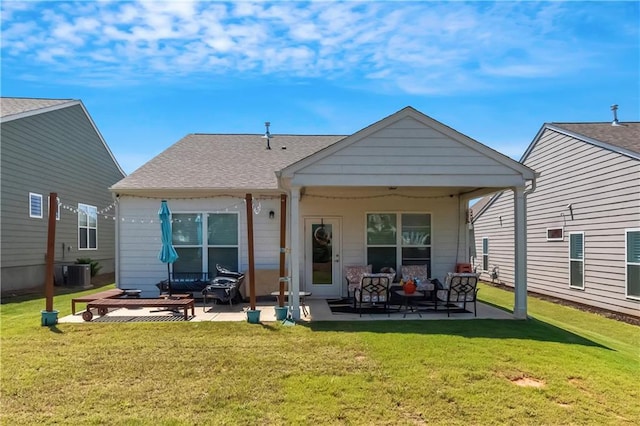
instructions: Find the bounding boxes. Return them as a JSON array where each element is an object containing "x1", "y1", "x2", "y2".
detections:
[
  {"x1": 611, "y1": 104, "x2": 620, "y2": 126},
  {"x1": 262, "y1": 121, "x2": 272, "y2": 149}
]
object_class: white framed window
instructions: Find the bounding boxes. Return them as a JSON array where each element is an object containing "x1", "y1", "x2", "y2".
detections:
[
  {"x1": 482, "y1": 237, "x2": 489, "y2": 271},
  {"x1": 29, "y1": 193, "x2": 43, "y2": 218},
  {"x1": 569, "y1": 232, "x2": 584, "y2": 289},
  {"x1": 365, "y1": 213, "x2": 431, "y2": 273},
  {"x1": 48, "y1": 195, "x2": 60, "y2": 221},
  {"x1": 626, "y1": 229, "x2": 640, "y2": 299},
  {"x1": 172, "y1": 212, "x2": 239, "y2": 274},
  {"x1": 78, "y1": 203, "x2": 98, "y2": 250},
  {"x1": 546, "y1": 227, "x2": 564, "y2": 241}
]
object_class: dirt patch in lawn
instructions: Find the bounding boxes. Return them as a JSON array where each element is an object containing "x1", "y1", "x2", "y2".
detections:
[{"x1": 511, "y1": 376, "x2": 545, "y2": 388}]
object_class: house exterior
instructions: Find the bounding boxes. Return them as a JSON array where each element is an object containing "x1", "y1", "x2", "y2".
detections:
[
  {"x1": 471, "y1": 120, "x2": 640, "y2": 317},
  {"x1": 1, "y1": 97, "x2": 126, "y2": 293},
  {"x1": 111, "y1": 107, "x2": 536, "y2": 319}
]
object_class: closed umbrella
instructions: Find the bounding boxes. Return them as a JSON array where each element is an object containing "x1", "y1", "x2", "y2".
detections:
[{"x1": 158, "y1": 200, "x2": 179, "y2": 296}]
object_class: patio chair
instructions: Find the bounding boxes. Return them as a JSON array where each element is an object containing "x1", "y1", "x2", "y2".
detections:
[
  {"x1": 435, "y1": 272, "x2": 480, "y2": 317},
  {"x1": 344, "y1": 265, "x2": 372, "y2": 307},
  {"x1": 401, "y1": 264, "x2": 434, "y2": 295},
  {"x1": 355, "y1": 274, "x2": 391, "y2": 317}
]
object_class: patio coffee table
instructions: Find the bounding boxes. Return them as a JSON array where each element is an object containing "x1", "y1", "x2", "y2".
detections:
[{"x1": 395, "y1": 290, "x2": 425, "y2": 318}]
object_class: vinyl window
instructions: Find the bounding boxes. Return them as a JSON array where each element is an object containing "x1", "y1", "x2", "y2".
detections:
[
  {"x1": 366, "y1": 213, "x2": 431, "y2": 273},
  {"x1": 78, "y1": 203, "x2": 98, "y2": 249},
  {"x1": 172, "y1": 212, "x2": 239, "y2": 274},
  {"x1": 569, "y1": 232, "x2": 584, "y2": 289},
  {"x1": 482, "y1": 237, "x2": 489, "y2": 271},
  {"x1": 29, "y1": 193, "x2": 43, "y2": 218},
  {"x1": 626, "y1": 229, "x2": 640, "y2": 299}
]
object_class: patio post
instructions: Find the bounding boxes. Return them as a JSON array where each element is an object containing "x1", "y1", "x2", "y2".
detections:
[
  {"x1": 289, "y1": 186, "x2": 301, "y2": 320},
  {"x1": 513, "y1": 186, "x2": 528, "y2": 319}
]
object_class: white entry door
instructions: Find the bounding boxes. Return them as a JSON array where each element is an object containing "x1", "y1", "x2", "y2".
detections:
[{"x1": 304, "y1": 217, "x2": 342, "y2": 298}]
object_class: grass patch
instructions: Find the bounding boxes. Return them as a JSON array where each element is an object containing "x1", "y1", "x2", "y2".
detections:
[{"x1": 1, "y1": 283, "x2": 638, "y2": 424}]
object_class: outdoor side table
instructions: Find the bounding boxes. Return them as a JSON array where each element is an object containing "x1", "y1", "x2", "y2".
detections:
[{"x1": 395, "y1": 290, "x2": 425, "y2": 318}]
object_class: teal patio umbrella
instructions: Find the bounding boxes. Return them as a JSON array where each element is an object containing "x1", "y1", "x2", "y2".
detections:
[{"x1": 158, "y1": 200, "x2": 179, "y2": 296}]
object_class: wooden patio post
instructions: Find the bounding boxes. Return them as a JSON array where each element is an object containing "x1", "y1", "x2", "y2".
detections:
[
  {"x1": 245, "y1": 194, "x2": 257, "y2": 311},
  {"x1": 43, "y1": 193, "x2": 58, "y2": 321},
  {"x1": 278, "y1": 194, "x2": 287, "y2": 307}
]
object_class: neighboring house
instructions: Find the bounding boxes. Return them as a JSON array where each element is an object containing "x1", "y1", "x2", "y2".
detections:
[
  {"x1": 471, "y1": 119, "x2": 640, "y2": 317},
  {"x1": 111, "y1": 106, "x2": 536, "y2": 319},
  {"x1": 1, "y1": 97, "x2": 126, "y2": 293}
]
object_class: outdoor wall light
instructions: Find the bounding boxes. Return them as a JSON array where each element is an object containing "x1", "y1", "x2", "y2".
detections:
[{"x1": 269, "y1": 210, "x2": 275, "y2": 219}]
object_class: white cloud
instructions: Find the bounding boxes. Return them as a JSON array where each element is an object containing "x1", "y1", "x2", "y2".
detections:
[{"x1": 1, "y1": 1, "x2": 636, "y2": 94}]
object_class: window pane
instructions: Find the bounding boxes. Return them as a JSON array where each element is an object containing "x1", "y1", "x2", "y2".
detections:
[
  {"x1": 570, "y1": 234, "x2": 583, "y2": 259},
  {"x1": 627, "y1": 231, "x2": 640, "y2": 263},
  {"x1": 208, "y1": 248, "x2": 238, "y2": 274},
  {"x1": 208, "y1": 214, "x2": 238, "y2": 245},
  {"x1": 367, "y1": 214, "x2": 396, "y2": 245},
  {"x1": 570, "y1": 260, "x2": 584, "y2": 288},
  {"x1": 367, "y1": 247, "x2": 396, "y2": 273},
  {"x1": 173, "y1": 248, "x2": 202, "y2": 273},
  {"x1": 30, "y1": 194, "x2": 42, "y2": 217},
  {"x1": 483, "y1": 254, "x2": 489, "y2": 271},
  {"x1": 401, "y1": 214, "x2": 430, "y2": 245},
  {"x1": 172, "y1": 214, "x2": 202, "y2": 245},
  {"x1": 402, "y1": 247, "x2": 430, "y2": 264},
  {"x1": 78, "y1": 205, "x2": 88, "y2": 226},
  {"x1": 79, "y1": 228, "x2": 88, "y2": 249},
  {"x1": 88, "y1": 206, "x2": 97, "y2": 227},
  {"x1": 627, "y1": 265, "x2": 640, "y2": 297},
  {"x1": 89, "y1": 229, "x2": 97, "y2": 249},
  {"x1": 482, "y1": 238, "x2": 488, "y2": 253}
]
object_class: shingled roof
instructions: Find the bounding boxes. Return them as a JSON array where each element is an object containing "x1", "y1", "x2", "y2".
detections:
[
  {"x1": 551, "y1": 122, "x2": 640, "y2": 156},
  {"x1": 0, "y1": 97, "x2": 76, "y2": 120},
  {"x1": 111, "y1": 133, "x2": 346, "y2": 193}
]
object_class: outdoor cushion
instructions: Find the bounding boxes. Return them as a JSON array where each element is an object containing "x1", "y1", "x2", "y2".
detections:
[
  {"x1": 344, "y1": 265, "x2": 372, "y2": 292},
  {"x1": 401, "y1": 264, "x2": 433, "y2": 291}
]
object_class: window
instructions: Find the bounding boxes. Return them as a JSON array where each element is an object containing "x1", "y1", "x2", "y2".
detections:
[
  {"x1": 626, "y1": 230, "x2": 640, "y2": 299},
  {"x1": 29, "y1": 193, "x2": 43, "y2": 218},
  {"x1": 569, "y1": 232, "x2": 584, "y2": 289},
  {"x1": 482, "y1": 237, "x2": 489, "y2": 271},
  {"x1": 78, "y1": 203, "x2": 97, "y2": 249},
  {"x1": 172, "y1": 212, "x2": 239, "y2": 274},
  {"x1": 547, "y1": 227, "x2": 563, "y2": 241},
  {"x1": 366, "y1": 213, "x2": 431, "y2": 273}
]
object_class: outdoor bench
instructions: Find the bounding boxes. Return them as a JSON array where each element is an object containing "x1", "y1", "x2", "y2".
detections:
[
  {"x1": 71, "y1": 288, "x2": 124, "y2": 314},
  {"x1": 82, "y1": 297, "x2": 195, "y2": 321}
]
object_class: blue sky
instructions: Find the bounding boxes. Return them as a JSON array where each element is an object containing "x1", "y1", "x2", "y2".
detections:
[{"x1": 2, "y1": 1, "x2": 639, "y2": 174}]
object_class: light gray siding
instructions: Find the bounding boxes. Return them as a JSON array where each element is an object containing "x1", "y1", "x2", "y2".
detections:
[
  {"x1": 1, "y1": 104, "x2": 125, "y2": 292},
  {"x1": 473, "y1": 128, "x2": 640, "y2": 316}
]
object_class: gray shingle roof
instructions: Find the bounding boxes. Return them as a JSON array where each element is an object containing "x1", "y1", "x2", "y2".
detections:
[
  {"x1": 551, "y1": 122, "x2": 640, "y2": 155},
  {"x1": 111, "y1": 134, "x2": 346, "y2": 192},
  {"x1": 0, "y1": 97, "x2": 76, "y2": 118}
]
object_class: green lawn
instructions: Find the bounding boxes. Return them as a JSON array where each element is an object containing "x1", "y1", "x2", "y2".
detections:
[{"x1": 1, "y1": 283, "x2": 638, "y2": 425}]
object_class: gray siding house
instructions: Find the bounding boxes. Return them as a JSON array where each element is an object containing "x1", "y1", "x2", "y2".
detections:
[
  {"x1": 111, "y1": 107, "x2": 536, "y2": 319},
  {"x1": 1, "y1": 97, "x2": 126, "y2": 293},
  {"x1": 472, "y1": 120, "x2": 640, "y2": 317}
]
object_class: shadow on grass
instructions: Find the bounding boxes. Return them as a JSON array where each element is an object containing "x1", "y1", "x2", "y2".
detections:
[{"x1": 304, "y1": 317, "x2": 612, "y2": 351}]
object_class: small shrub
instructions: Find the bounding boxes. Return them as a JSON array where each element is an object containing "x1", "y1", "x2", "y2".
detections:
[{"x1": 75, "y1": 258, "x2": 102, "y2": 277}]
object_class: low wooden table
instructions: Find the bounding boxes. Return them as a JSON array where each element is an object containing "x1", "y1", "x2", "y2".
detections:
[
  {"x1": 71, "y1": 289, "x2": 124, "y2": 314},
  {"x1": 82, "y1": 298, "x2": 195, "y2": 321},
  {"x1": 270, "y1": 291, "x2": 311, "y2": 317},
  {"x1": 395, "y1": 290, "x2": 424, "y2": 318}
]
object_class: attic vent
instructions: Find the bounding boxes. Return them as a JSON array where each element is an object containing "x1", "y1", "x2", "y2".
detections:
[
  {"x1": 611, "y1": 104, "x2": 620, "y2": 126},
  {"x1": 262, "y1": 121, "x2": 272, "y2": 149}
]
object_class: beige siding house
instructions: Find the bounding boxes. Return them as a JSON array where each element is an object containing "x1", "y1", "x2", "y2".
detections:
[
  {"x1": 111, "y1": 107, "x2": 536, "y2": 319},
  {"x1": 1, "y1": 97, "x2": 126, "y2": 292},
  {"x1": 472, "y1": 121, "x2": 640, "y2": 317}
]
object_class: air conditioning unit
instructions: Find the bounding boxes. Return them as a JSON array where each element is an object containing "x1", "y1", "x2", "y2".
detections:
[{"x1": 67, "y1": 264, "x2": 91, "y2": 287}]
